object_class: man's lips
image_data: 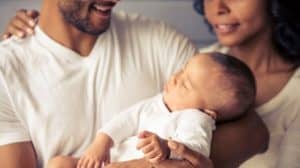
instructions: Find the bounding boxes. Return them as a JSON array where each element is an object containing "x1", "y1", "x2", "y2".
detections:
[{"x1": 90, "y1": 1, "x2": 118, "y2": 15}]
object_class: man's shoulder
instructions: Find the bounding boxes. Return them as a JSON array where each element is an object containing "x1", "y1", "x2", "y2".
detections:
[
  {"x1": 113, "y1": 11, "x2": 163, "y2": 25},
  {"x1": 0, "y1": 36, "x2": 36, "y2": 74},
  {"x1": 111, "y1": 11, "x2": 177, "y2": 35}
]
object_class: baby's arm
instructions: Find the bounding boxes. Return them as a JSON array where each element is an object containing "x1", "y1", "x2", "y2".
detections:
[
  {"x1": 137, "y1": 131, "x2": 170, "y2": 164},
  {"x1": 172, "y1": 110, "x2": 215, "y2": 159},
  {"x1": 79, "y1": 99, "x2": 147, "y2": 167},
  {"x1": 77, "y1": 133, "x2": 112, "y2": 168}
]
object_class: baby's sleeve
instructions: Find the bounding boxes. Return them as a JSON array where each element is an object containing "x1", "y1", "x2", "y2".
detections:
[
  {"x1": 99, "y1": 101, "x2": 145, "y2": 146},
  {"x1": 171, "y1": 110, "x2": 215, "y2": 158}
]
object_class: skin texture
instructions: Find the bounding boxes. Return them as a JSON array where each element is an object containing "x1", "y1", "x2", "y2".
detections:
[
  {"x1": 0, "y1": 142, "x2": 37, "y2": 168},
  {"x1": 203, "y1": 0, "x2": 271, "y2": 48},
  {"x1": 203, "y1": 0, "x2": 295, "y2": 106},
  {"x1": 1, "y1": 0, "x2": 274, "y2": 167}
]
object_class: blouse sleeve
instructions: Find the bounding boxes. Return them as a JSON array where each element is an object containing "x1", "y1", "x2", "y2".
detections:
[{"x1": 277, "y1": 111, "x2": 300, "y2": 167}]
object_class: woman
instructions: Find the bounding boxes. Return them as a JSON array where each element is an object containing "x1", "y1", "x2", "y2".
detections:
[
  {"x1": 1, "y1": 0, "x2": 299, "y2": 167},
  {"x1": 194, "y1": 0, "x2": 300, "y2": 167}
]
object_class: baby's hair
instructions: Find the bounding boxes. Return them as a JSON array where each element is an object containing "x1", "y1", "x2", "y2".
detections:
[{"x1": 209, "y1": 52, "x2": 256, "y2": 122}]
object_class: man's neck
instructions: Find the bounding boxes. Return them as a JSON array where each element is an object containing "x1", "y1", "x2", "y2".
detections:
[{"x1": 39, "y1": 1, "x2": 98, "y2": 56}]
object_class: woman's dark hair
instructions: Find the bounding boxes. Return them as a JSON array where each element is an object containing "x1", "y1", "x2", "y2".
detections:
[{"x1": 193, "y1": 0, "x2": 300, "y2": 67}]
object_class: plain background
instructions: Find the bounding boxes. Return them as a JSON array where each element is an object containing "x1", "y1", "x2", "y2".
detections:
[{"x1": 0, "y1": 0, "x2": 216, "y2": 46}]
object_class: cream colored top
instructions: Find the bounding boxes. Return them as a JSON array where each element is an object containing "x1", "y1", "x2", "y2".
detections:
[{"x1": 200, "y1": 44, "x2": 300, "y2": 168}]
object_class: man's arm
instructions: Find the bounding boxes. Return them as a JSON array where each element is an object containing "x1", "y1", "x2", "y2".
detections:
[
  {"x1": 211, "y1": 110, "x2": 269, "y2": 168},
  {"x1": 0, "y1": 142, "x2": 37, "y2": 168}
]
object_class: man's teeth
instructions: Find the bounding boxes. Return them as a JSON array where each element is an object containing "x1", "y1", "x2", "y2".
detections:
[{"x1": 93, "y1": 4, "x2": 110, "y2": 12}]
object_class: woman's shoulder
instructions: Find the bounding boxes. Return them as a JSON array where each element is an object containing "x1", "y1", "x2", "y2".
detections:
[
  {"x1": 288, "y1": 67, "x2": 300, "y2": 94},
  {"x1": 293, "y1": 67, "x2": 300, "y2": 79}
]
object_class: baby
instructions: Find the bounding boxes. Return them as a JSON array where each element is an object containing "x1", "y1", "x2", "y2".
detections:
[{"x1": 49, "y1": 52, "x2": 256, "y2": 168}]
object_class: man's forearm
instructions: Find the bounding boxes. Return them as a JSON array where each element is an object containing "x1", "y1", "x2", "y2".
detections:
[
  {"x1": 153, "y1": 159, "x2": 194, "y2": 168},
  {"x1": 106, "y1": 158, "x2": 193, "y2": 168}
]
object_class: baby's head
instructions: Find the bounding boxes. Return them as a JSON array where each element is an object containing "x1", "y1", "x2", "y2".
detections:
[{"x1": 163, "y1": 52, "x2": 256, "y2": 122}]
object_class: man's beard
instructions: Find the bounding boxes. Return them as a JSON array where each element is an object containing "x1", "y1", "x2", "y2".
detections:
[{"x1": 59, "y1": 1, "x2": 110, "y2": 35}]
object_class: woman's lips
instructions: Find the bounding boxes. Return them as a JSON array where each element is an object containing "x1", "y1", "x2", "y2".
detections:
[{"x1": 214, "y1": 23, "x2": 240, "y2": 34}]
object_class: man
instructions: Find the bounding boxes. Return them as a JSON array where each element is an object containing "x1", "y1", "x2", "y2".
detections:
[{"x1": 0, "y1": 0, "x2": 268, "y2": 167}]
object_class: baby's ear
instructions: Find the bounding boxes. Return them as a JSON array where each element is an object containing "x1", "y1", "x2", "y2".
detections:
[{"x1": 204, "y1": 109, "x2": 217, "y2": 120}]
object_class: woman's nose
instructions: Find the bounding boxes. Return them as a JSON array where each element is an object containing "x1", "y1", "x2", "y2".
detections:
[
  {"x1": 207, "y1": 0, "x2": 230, "y2": 16},
  {"x1": 216, "y1": 0, "x2": 230, "y2": 15}
]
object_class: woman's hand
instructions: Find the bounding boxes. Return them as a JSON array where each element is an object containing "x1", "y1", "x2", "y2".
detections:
[
  {"x1": 167, "y1": 140, "x2": 214, "y2": 168},
  {"x1": 1, "y1": 9, "x2": 39, "y2": 40}
]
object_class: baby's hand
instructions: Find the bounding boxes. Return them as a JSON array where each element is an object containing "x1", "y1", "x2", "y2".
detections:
[
  {"x1": 77, "y1": 133, "x2": 112, "y2": 168},
  {"x1": 137, "y1": 131, "x2": 170, "y2": 163},
  {"x1": 77, "y1": 147, "x2": 109, "y2": 168}
]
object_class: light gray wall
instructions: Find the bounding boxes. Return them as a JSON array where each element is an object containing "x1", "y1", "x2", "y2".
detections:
[{"x1": 0, "y1": 0, "x2": 216, "y2": 46}]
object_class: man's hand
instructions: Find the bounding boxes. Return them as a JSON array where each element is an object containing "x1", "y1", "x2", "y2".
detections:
[
  {"x1": 1, "y1": 9, "x2": 39, "y2": 40},
  {"x1": 137, "y1": 131, "x2": 170, "y2": 164}
]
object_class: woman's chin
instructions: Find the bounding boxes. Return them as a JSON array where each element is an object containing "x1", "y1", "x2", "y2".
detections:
[{"x1": 217, "y1": 36, "x2": 244, "y2": 47}]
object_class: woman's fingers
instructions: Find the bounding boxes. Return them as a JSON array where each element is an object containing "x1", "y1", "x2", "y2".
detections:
[
  {"x1": 15, "y1": 9, "x2": 36, "y2": 32},
  {"x1": 26, "y1": 9, "x2": 40, "y2": 19},
  {"x1": 168, "y1": 140, "x2": 214, "y2": 168},
  {"x1": 7, "y1": 22, "x2": 25, "y2": 38},
  {"x1": 1, "y1": 33, "x2": 10, "y2": 40},
  {"x1": 2, "y1": 9, "x2": 39, "y2": 40}
]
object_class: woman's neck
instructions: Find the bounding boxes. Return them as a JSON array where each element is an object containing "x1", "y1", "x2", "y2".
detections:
[{"x1": 229, "y1": 30, "x2": 292, "y2": 74}]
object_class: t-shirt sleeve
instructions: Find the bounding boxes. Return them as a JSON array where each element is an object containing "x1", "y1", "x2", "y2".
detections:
[
  {"x1": 0, "y1": 76, "x2": 31, "y2": 145},
  {"x1": 171, "y1": 110, "x2": 215, "y2": 158},
  {"x1": 277, "y1": 111, "x2": 300, "y2": 167}
]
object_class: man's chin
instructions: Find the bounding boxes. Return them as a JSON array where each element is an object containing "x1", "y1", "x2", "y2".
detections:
[{"x1": 77, "y1": 22, "x2": 110, "y2": 36}]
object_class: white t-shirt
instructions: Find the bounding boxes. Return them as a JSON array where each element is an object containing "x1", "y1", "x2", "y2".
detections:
[
  {"x1": 200, "y1": 44, "x2": 300, "y2": 168},
  {"x1": 100, "y1": 94, "x2": 215, "y2": 161},
  {"x1": 0, "y1": 12, "x2": 197, "y2": 167}
]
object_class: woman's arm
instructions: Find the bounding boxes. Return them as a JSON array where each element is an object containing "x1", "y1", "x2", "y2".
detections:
[
  {"x1": 105, "y1": 110, "x2": 268, "y2": 168},
  {"x1": 211, "y1": 110, "x2": 269, "y2": 168},
  {"x1": 105, "y1": 140, "x2": 213, "y2": 168},
  {"x1": 0, "y1": 142, "x2": 38, "y2": 168}
]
